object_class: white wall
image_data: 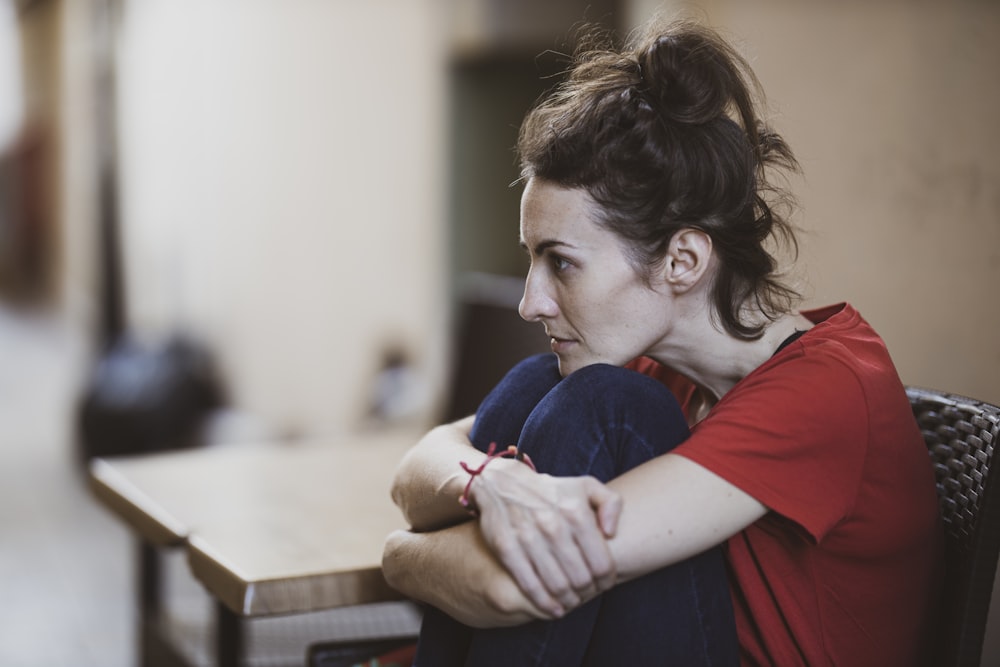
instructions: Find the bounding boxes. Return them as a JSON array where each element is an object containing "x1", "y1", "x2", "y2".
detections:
[{"x1": 110, "y1": 0, "x2": 449, "y2": 437}]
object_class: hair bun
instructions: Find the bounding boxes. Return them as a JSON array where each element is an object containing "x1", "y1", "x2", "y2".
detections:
[{"x1": 639, "y1": 29, "x2": 742, "y2": 125}]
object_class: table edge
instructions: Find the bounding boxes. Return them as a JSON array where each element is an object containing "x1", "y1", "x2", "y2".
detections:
[
  {"x1": 187, "y1": 534, "x2": 405, "y2": 616},
  {"x1": 88, "y1": 458, "x2": 189, "y2": 547}
]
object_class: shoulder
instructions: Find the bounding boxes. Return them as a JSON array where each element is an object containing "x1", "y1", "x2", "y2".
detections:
[{"x1": 790, "y1": 302, "x2": 907, "y2": 412}]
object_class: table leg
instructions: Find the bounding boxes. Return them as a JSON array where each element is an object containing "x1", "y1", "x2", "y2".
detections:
[
  {"x1": 136, "y1": 541, "x2": 195, "y2": 667},
  {"x1": 216, "y1": 601, "x2": 244, "y2": 667},
  {"x1": 138, "y1": 540, "x2": 161, "y2": 666}
]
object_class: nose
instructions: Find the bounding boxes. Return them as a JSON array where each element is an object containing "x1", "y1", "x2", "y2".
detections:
[{"x1": 519, "y1": 270, "x2": 557, "y2": 322}]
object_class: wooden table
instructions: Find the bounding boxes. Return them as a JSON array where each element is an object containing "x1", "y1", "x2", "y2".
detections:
[{"x1": 88, "y1": 429, "x2": 417, "y2": 667}]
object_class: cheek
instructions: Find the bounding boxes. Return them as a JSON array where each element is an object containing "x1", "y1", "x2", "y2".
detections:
[
  {"x1": 580, "y1": 295, "x2": 636, "y2": 342},
  {"x1": 602, "y1": 287, "x2": 666, "y2": 340},
  {"x1": 605, "y1": 285, "x2": 652, "y2": 319},
  {"x1": 565, "y1": 272, "x2": 654, "y2": 335},
  {"x1": 553, "y1": 285, "x2": 582, "y2": 320},
  {"x1": 566, "y1": 293, "x2": 608, "y2": 330}
]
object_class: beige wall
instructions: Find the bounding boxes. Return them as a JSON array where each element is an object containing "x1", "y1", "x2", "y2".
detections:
[
  {"x1": 103, "y1": 0, "x2": 449, "y2": 437},
  {"x1": 629, "y1": 0, "x2": 1000, "y2": 405},
  {"x1": 630, "y1": 0, "x2": 1000, "y2": 659}
]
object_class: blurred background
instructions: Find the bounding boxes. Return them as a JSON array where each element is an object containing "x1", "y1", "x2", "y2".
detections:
[{"x1": 1, "y1": 0, "x2": 997, "y2": 665}]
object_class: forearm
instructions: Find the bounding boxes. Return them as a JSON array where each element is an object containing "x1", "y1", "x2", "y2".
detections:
[
  {"x1": 390, "y1": 416, "x2": 483, "y2": 531},
  {"x1": 605, "y1": 454, "x2": 768, "y2": 582},
  {"x1": 382, "y1": 524, "x2": 547, "y2": 628}
]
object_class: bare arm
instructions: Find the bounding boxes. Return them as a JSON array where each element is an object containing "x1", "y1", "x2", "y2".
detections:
[
  {"x1": 382, "y1": 523, "x2": 553, "y2": 628},
  {"x1": 383, "y1": 448, "x2": 767, "y2": 626},
  {"x1": 390, "y1": 416, "x2": 480, "y2": 531},
  {"x1": 470, "y1": 452, "x2": 767, "y2": 614},
  {"x1": 384, "y1": 414, "x2": 620, "y2": 621},
  {"x1": 604, "y1": 454, "x2": 767, "y2": 580}
]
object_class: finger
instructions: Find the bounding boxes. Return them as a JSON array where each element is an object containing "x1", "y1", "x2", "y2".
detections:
[
  {"x1": 491, "y1": 530, "x2": 565, "y2": 618},
  {"x1": 566, "y1": 514, "x2": 616, "y2": 593},
  {"x1": 528, "y1": 515, "x2": 594, "y2": 605},
  {"x1": 587, "y1": 478, "x2": 623, "y2": 538},
  {"x1": 541, "y1": 497, "x2": 609, "y2": 594}
]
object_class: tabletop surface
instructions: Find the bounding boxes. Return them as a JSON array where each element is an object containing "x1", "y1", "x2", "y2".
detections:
[{"x1": 89, "y1": 429, "x2": 419, "y2": 616}]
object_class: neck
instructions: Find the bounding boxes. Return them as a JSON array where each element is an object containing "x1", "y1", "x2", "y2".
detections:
[{"x1": 649, "y1": 310, "x2": 812, "y2": 404}]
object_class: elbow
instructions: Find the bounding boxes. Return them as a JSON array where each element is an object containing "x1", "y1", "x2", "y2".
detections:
[
  {"x1": 381, "y1": 530, "x2": 412, "y2": 596},
  {"x1": 387, "y1": 436, "x2": 425, "y2": 524},
  {"x1": 389, "y1": 422, "x2": 462, "y2": 529},
  {"x1": 388, "y1": 467, "x2": 407, "y2": 515},
  {"x1": 381, "y1": 526, "x2": 534, "y2": 629},
  {"x1": 388, "y1": 455, "x2": 428, "y2": 529},
  {"x1": 389, "y1": 430, "x2": 433, "y2": 511}
]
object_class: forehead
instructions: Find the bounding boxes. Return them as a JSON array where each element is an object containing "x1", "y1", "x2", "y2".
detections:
[{"x1": 519, "y1": 179, "x2": 604, "y2": 246}]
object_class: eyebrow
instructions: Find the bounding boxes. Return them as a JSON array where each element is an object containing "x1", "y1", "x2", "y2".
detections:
[{"x1": 519, "y1": 239, "x2": 575, "y2": 255}]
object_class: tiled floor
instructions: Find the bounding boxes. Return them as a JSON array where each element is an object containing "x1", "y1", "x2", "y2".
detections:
[{"x1": 0, "y1": 302, "x2": 134, "y2": 667}]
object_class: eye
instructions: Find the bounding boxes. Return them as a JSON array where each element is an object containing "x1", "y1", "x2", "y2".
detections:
[{"x1": 550, "y1": 254, "x2": 572, "y2": 273}]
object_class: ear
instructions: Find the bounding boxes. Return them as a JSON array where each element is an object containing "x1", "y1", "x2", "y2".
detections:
[{"x1": 664, "y1": 228, "x2": 713, "y2": 292}]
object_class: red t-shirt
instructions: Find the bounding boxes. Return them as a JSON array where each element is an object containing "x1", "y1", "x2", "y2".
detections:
[{"x1": 629, "y1": 303, "x2": 944, "y2": 667}]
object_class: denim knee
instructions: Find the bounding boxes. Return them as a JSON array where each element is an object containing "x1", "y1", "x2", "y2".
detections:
[
  {"x1": 517, "y1": 362, "x2": 690, "y2": 479},
  {"x1": 470, "y1": 353, "x2": 562, "y2": 452},
  {"x1": 508, "y1": 352, "x2": 560, "y2": 380},
  {"x1": 557, "y1": 363, "x2": 651, "y2": 400},
  {"x1": 550, "y1": 363, "x2": 687, "y2": 428}
]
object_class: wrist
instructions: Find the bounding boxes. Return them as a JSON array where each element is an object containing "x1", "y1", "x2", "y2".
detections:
[{"x1": 459, "y1": 443, "x2": 535, "y2": 516}]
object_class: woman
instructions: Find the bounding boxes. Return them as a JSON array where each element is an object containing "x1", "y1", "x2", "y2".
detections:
[{"x1": 382, "y1": 16, "x2": 943, "y2": 667}]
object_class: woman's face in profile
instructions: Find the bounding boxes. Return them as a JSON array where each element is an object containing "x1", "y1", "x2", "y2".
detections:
[{"x1": 518, "y1": 179, "x2": 675, "y2": 376}]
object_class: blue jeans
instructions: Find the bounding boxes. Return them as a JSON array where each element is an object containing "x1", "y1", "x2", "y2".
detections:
[{"x1": 413, "y1": 354, "x2": 739, "y2": 666}]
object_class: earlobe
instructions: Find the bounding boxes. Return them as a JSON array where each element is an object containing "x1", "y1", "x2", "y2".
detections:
[{"x1": 665, "y1": 228, "x2": 713, "y2": 291}]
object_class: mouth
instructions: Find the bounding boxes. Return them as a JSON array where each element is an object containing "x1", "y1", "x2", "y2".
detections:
[{"x1": 548, "y1": 336, "x2": 576, "y2": 354}]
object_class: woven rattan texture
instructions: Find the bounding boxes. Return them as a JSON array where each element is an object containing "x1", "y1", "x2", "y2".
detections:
[{"x1": 907, "y1": 388, "x2": 1000, "y2": 548}]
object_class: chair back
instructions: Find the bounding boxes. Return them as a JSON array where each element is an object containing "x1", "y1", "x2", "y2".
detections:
[
  {"x1": 442, "y1": 272, "x2": 551, "y2": 422},
  {"x1": 907, "y1": 386, "x2": 1000, "y2": 667}
]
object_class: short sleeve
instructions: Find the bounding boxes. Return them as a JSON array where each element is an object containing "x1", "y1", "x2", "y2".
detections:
[{"x1": 674, "y1": 351, "x2": 870, "y2": 543}]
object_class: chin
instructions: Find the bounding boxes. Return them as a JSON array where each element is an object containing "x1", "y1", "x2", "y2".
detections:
[
  {"x1": 555, "y1": 355, "x2": 578, "y2": 377},
  {"x1": 556, "y1": 356, "x2": 608, "y2": 377}
]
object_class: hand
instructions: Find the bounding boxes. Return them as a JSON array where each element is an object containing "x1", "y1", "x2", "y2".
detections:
[{"x1": 470, "y1": 459, "x2": 623, "y2": 617}]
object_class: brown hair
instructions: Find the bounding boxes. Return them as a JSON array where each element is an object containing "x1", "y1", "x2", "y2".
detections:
[{"x1": 517, "y1": 17, "x2": 800, "y2": 339}]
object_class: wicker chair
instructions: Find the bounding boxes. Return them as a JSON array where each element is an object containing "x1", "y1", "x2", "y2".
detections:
[{"x1": 906, "y1": 386, "x2": 1000, "y2": 667}]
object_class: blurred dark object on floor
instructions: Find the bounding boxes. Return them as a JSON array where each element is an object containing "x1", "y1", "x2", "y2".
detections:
[{"x1": 77, "y1": 335, "x2": 224, "y2": 460}]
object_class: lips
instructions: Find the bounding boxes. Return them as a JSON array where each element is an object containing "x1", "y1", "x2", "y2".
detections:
[{"x1": 549, "y1": 336, "x2": 576, "y2": 353}]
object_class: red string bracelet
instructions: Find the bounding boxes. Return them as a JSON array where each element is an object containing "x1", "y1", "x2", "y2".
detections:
[{"x1": 458, "y1": 442, "x2": 536, "y2": 516}]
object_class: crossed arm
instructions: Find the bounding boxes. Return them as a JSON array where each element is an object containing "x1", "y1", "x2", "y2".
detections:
[{"x1": 381, "y1": 416, "x2": 767, "y2": 627}]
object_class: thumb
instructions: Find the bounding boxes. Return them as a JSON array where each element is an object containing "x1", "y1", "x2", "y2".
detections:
[{"x1": 586, "y1": 478, "x2": 623, "y2": 538}]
